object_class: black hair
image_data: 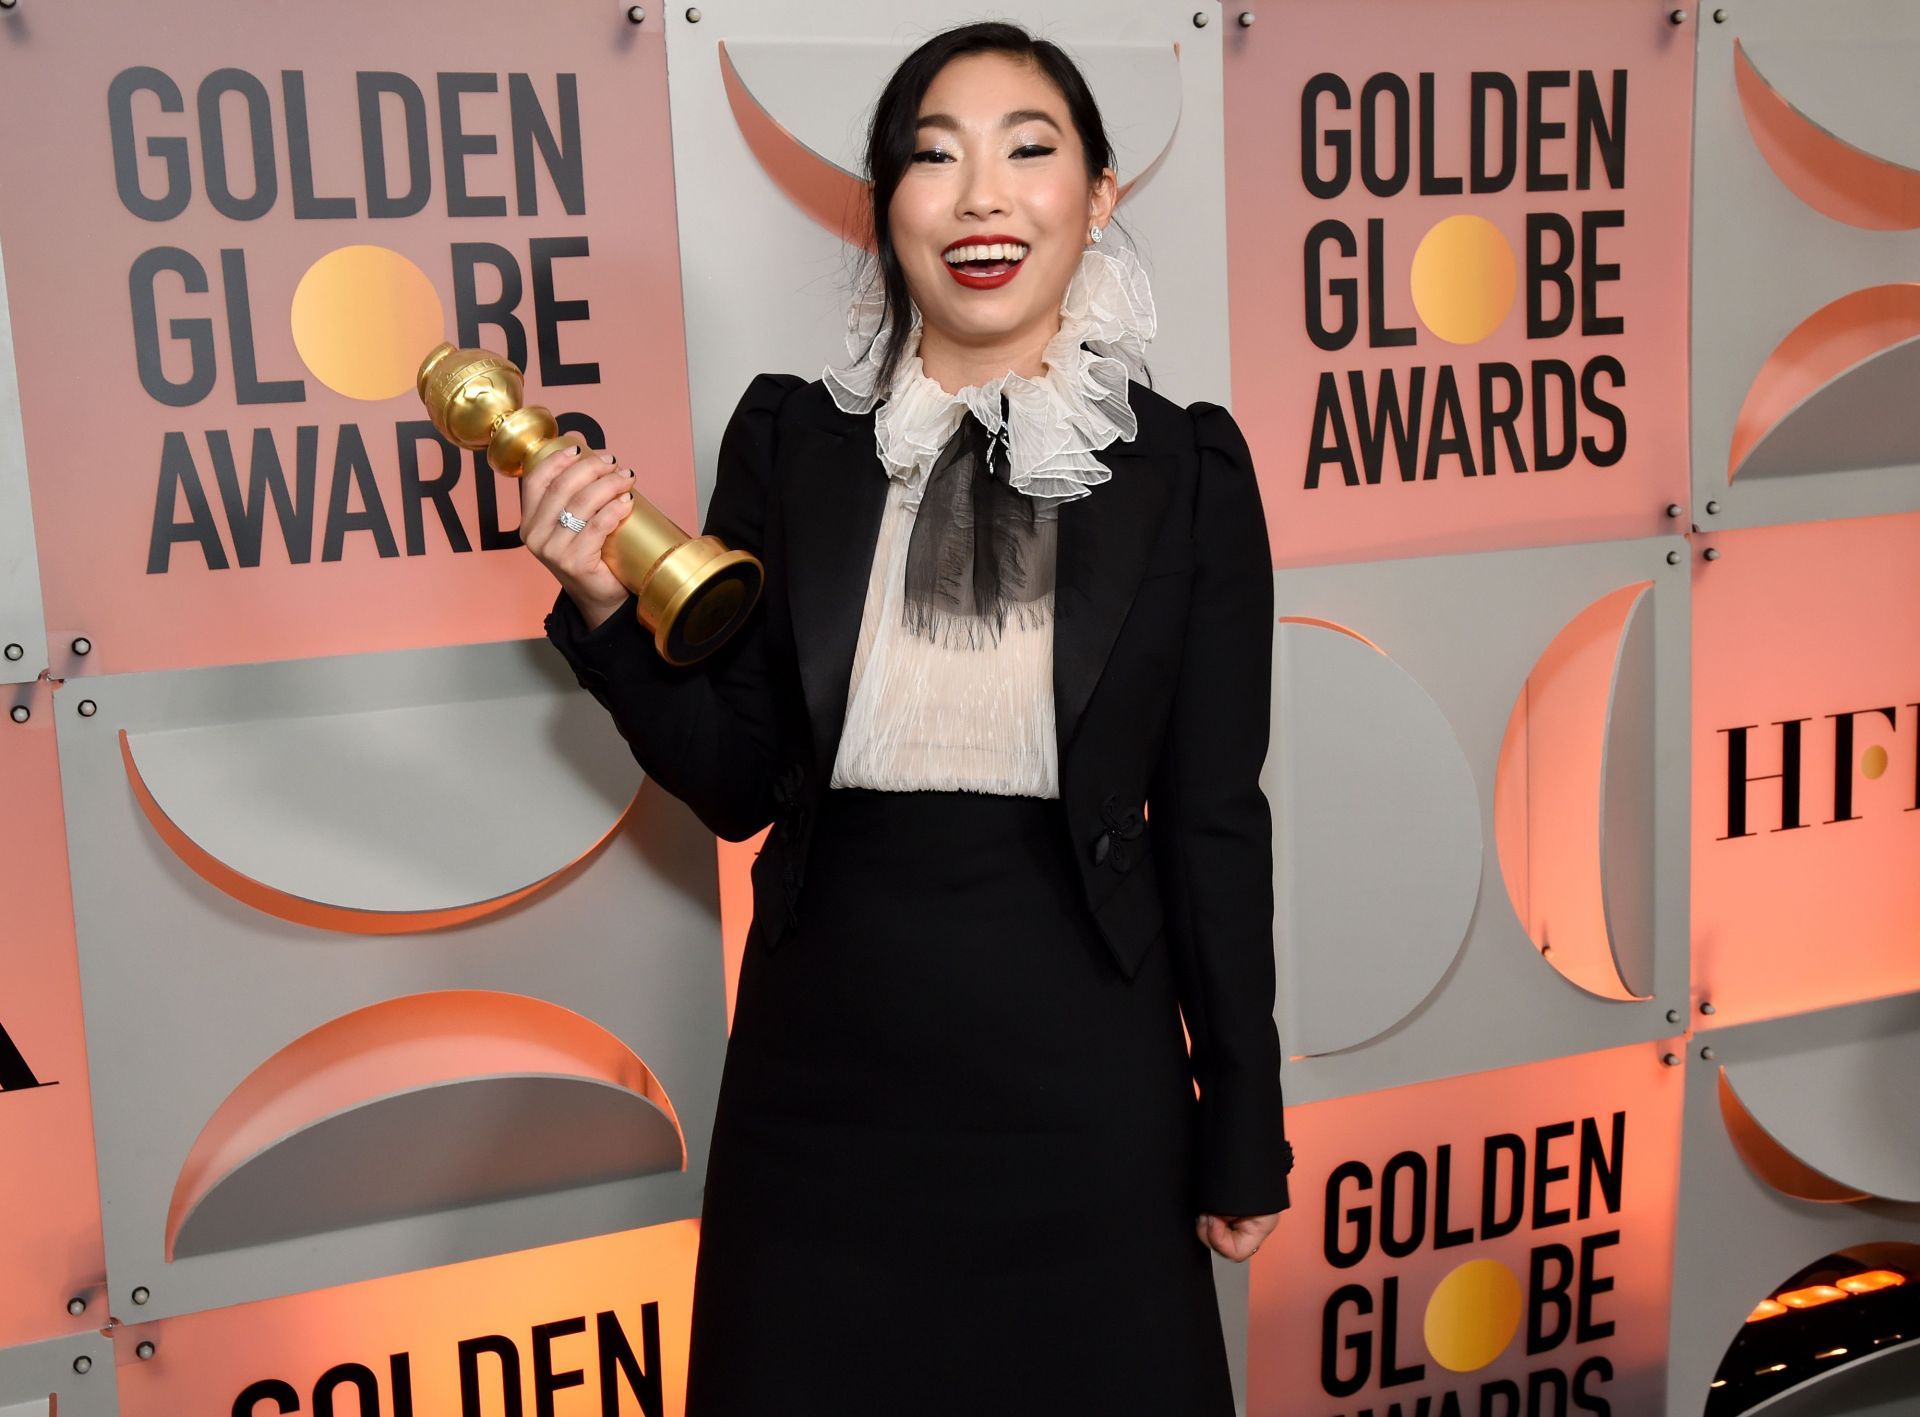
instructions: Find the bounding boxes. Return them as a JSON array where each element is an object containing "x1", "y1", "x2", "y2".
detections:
[{"x1": 847, "y1": 21, "x2": 1140, "y2": 397}]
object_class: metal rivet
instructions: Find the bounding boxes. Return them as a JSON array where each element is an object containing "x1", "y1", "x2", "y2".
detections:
[
  {"x1": 1666, "y1": 549, "x2": 1681, "y2": 564},
  {"x1": 1699, "y1": 1044, "x2": 1715, "y2": 1060},
  {"x1": 1699, "y1": 1000, "x2": 1715, "y2": 1015},
  {"x1": 626, "y1": 3, "x2": 645, "y2": 19},
  {"x1": 1669, "y1": 8, "x2": 1688, "y2": 22},
  {"x1": 131, "y1": 1285, "x2": 150, "y2": 1305},
  {"x1": 1704, "y1": 499, "x2": 1719, "y2": 515},
  {"x1": 1666, "y1": 1008, "x2": 1681, "y2": 1024},
  {"x1": 71, "y1": 636, "x2": 91, "y2": 655},
  {"x1": 1193, "y1": 10, "x2": 1210, "y2": 25},
  {"x1": 67, "y1": 1296, "x2": 86, "y2": 1315},
  {"x1": 78, "y1": 698, "x2": 98, "y2": 717},
  {"x1": 684, "y1": 5, "x2": 700, "y2": 19},
  {"x1": 1713, "y1": 6, "x2": 1726, "y2": 20},
  {"x1": 136, "y1": 1340, "x2": 156, "y2": 1360},
  {"x1": 3, "y1": 643, "x2": 20, "y2": 661},
  {"x1": 1661, "y1": 1052, "x2": 1681, "y2": 1067},
  {"x1": 72, "y1": 1355, "x2": 92, "y2": 1375},
  {"x1": 1664, "y1": 503, "x2": 1682, "y2": 518},
  {"x1": 8, "y1": 705, "x2": 26, "y2": 724},
  {"x1": 1237, "y1": 10, "x2": 1255, "y2": 24},
  {"x1": 1703, "y1": 546, "x2": 1720, "y2": 561}
]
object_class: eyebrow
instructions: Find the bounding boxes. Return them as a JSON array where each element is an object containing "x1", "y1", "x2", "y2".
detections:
[{"x1": 915, "y1": 109, "x2": 1063, "y2": 134}]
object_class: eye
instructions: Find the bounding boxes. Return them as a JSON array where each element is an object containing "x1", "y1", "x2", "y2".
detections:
[
  {"x1": 911, "y1": 148, "x2": 953, "y2": 164},
  {"x1": 1013, "y1": 144, "x2": 1056, "y2": 158}
]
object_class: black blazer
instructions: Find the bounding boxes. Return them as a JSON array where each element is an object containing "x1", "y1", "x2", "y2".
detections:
[{"x1": 545, "y1": 371, "x2": 1293, "y2": 1217}]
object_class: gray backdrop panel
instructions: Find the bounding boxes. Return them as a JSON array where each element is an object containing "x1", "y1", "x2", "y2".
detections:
[
  {"x1": 0, "y1": 234, "x2": 47, "y2": 686},
  {"x1": 1665, "y1": 989, "x2": 1920, "y2": 1417},
  {"x1": 1689, "y1": 0, "x2": 1920, "y2": 530},
  {"x1": 1269, "y1": 534, "x2": 1691, "y2": 1101},
  {"x1": 0, "y1": 1332, "x2": 117, "y2": 1417},
  {"x1": 55, "y1": 636, "x2": 728, "y2": 1322}
]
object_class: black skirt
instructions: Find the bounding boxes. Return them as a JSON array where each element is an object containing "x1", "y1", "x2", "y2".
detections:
[{"x1": 684, "y1": 786, "x2": 1235, "y2": 1416}]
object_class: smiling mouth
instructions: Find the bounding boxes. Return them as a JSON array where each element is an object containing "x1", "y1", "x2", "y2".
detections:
[{"x1": 942, "y1": 240, "x2": 1029, "y2": 276}]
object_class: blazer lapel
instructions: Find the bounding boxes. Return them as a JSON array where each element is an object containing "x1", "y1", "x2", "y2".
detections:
[
  {"x1": 1052, "y1": 438, "x2": 1170, "y2": 757},
  {"x1": 782, "y1": 393, "x2": 1171, "y2": 783},
  {"x1": 784, "y1": 404, "x2": 889, "y2": 780}
]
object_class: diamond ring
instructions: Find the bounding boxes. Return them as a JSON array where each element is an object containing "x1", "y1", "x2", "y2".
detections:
[{"x1": 557, "y1": 508, "x2": 588, "y2": 533}]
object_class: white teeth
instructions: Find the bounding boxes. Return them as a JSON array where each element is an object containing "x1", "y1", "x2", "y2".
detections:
[{"x1": 943, "y1": 242, "x2": 1029, "y2": 265}]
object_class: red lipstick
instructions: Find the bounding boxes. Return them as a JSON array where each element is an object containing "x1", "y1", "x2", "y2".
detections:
[{"x1": 941, "y1": 233, "x2": 1029, "y2": 290}]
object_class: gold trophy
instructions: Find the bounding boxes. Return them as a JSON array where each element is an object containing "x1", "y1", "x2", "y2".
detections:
[{"x1": 416, "y1": 343, "x2": 763, "y2": 666}]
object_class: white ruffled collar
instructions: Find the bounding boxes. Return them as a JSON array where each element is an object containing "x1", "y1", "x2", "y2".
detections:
[{"x1": 823, "y1": 241, "x2": 1156, "y2": 509}]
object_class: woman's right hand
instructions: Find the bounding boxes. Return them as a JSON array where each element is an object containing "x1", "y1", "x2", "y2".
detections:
[{"x1": 521, "y1": 443, "x2": 637, "y2": 631}]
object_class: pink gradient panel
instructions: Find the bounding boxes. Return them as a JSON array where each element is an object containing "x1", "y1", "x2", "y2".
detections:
[
  {"x1": 1247, "y1": 1042, "x2": 1680, "y2": 1413},
  {"x1": 0, "y1": 3, "x2": 694, "y2": 676},
  {"x1": 1223, "y1": 0, "x2": 1693, "y2": 567},
  {"x1": 1690, "y1": 511, "x2": 1920, "y2": 1029},
  {"x1": 0, "y1": 718, "x2": 107, "y2": 1346},
  {"x1": 117, "y1": 1221, "x2": 698, "y2": 1416}
]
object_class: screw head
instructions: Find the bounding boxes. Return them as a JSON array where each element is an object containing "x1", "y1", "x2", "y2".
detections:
[
  {"x1": 71, "y1": 636, "x2": 91, "y2": 655},
  {"x1": 131, "y1": 1285, "x2": 150, "y2": 1305},
  {"x1": 1237, "y1": 10, "x2": 1255, "y2": 23},
  {"x1": 136, "y1": 1340, "x2": 156, "y2": 1360},
  {"x1": 1665, "y1": 503, "x2": 1682, "y2": 518},
  {"x1": 67, "y1": 1296, "x2": 86, "y2": 1315},
  {"x1": 1666, "y1": 1008, "x2": 1682, "y2": 1024},
  {"x1": 78, "y1": 698, "x2": 98, "y2": 717},
  {"x1": 1703, "y1": 546, "x2": 1721, "y2": 561},
  {"x1": 1193, "y1": 9, "x2": 1211, "y2": 25},
  {"x1": 9, "y1": 704, "x2": 26, "y2": 723},
  {"x1": 684, "y1": 5, "x2": 700, "y2": 19},
  {"x1": 1666, "y1": 549, "x2": 1682, "y2": 564},
  {"x1": 1661, "y1": 1051, "x2": 1681, "y2": 1067},
  {"x1": 3, "y1": 643, "x2": 20, "y2": 660},
  {"x1": 1699, "y1": 1000, "x2": 1716, "y2": 1015},
  {"x1": 1699, "y1": 1044, "x2": 1716, "y2": 1060},
  {"x1": 626, "y1": 3, "x2": 645, "y2": 18},
  {"x1": 1704, "y1": 499, "x2": 1720, "y2": 515},
  {"x1": 72, "y1": 1355, "x2": 92, "y2": 1375},
  {"x1": 1713, "y1": 6, "x2": 1726, "y2": 19},
  {"x1": 1669, "y1": 8, "x2": 1688, "y2": 22}
]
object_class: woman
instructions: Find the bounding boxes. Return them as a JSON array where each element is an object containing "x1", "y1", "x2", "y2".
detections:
[{"x1": 532, "y1": 21, "x2": 1292, "y2": 1416}]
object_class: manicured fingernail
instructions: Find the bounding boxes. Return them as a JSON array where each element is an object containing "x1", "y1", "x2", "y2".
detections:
[
  {"x1": 624, "y1": 468, "x2": 635, "y2": 478},
  {"x1": 622, "y1": 490, "x2": 634, "y2": 501}
]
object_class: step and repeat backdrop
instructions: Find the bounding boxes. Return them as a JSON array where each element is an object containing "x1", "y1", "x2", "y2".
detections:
[{"x1": 1, "y1": 1, "x2": 1916, "y2": 1414}]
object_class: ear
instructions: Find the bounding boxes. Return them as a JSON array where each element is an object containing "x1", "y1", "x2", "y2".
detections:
[{"x1": 1089, "y1": 166, "x2": 1118, "y2": 229}]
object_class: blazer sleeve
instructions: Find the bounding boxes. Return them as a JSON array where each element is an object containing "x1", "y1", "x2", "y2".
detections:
[
  {"x1": 1148, "y1": 400, "x2": 1294, "y2": 1218},
  {"x1": 541, "y1": 371, "x2": 805, "y2": 842}
]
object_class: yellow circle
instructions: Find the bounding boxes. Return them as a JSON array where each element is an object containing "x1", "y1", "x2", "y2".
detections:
[
  {"x1": 1862, "y1": 744, "x2": 1888, "y2": 780},
  {"x1": 291, "y1": 246, "x2": 447, "y2": 402},
  {"x1": 1424, "y1": 1258, "x2": 1523, "y2": 1371},
  {"x1": 1410, "y1": 215, "x2": 1517, "y2": 345}
]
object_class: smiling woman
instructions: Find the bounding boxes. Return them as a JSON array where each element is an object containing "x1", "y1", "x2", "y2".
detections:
[{"x1": 534, "y1": 19, "x2": 1292, "y2": 1417}]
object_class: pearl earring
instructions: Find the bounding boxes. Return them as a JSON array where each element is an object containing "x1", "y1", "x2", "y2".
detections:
[{"x1": 1089, "y1": 224, "x2": 1105, "y2": 244}]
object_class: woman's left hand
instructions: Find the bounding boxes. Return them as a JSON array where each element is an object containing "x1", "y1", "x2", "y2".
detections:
[{"x1": 1195, "y1": 1211, "x2": 1281, "y2": 1262}]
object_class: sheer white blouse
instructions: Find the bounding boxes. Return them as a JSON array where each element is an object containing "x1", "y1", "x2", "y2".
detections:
[{"x1": 820, "y1": 241, "x2": 1158, "y2": 800}]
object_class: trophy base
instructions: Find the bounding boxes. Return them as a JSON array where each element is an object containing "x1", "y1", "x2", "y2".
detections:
[{"x1": 641, "y1": 535, "x2": 765, "y2": 667}]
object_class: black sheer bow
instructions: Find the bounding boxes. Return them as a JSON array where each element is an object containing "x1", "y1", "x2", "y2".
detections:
[{"x1": 900, "y1": 392, "x2": 1058, "y2": 650}]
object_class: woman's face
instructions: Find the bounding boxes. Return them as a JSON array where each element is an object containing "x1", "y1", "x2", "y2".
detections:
[{"x1": 889, "y1": 51, "x2": 1116, "y2": 361}]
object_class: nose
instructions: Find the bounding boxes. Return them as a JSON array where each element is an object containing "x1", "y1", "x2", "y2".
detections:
[{"x1": 956, "y1": 157, "x2": 1009, "y2": 222}]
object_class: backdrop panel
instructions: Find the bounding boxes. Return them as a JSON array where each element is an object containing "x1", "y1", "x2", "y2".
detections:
[
  {"x1": 1689, "y1": 0, "x2": 1920, "y2": 531},
  {"x1": 1225, "y1": 0, "x2": 1694, "y2": 568},
  {"x1": 54, "y1": 637, "x2": 727, "y2": 1321},
  {"x1": 1269, "y1": 533, "x2": 1690, "y2": 1101},
  {"x1": 1690, "y1": 510, "x2": 1920, "y2": 1032},
  {"x1": 0, "y1": 0, "x2": 695, "y2": 677},
  {"x1": 0, "y1": 708, "x2": 106, "y2": 1348},
  {"x1": 1247, "y1": 1038, "x2": 1681, "y2": 1416},
  {"x1": 1665, "y1": 989, "x2": 1920, "y2": 1417},
  {"x1": 0, "y1": 238, "x2": 47, "y2": 686},
  {"x1": 660, "y1": 0, "x2": 1235, "y2": 511}
]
